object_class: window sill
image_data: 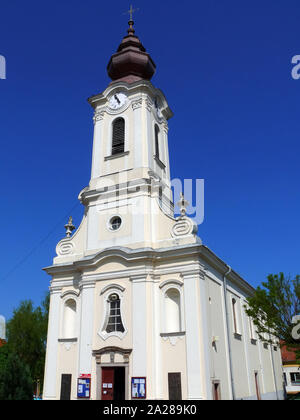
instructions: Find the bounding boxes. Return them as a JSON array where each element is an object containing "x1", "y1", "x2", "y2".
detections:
[
  {"x1": 160, "y1": 332, "x2": 186, "y2": 337},
  {"x1": 233, "y1": 332, "x2": 242, "y2": 341},
  {"x1": 105, "y1": 151, "x2": 129, "y2": 161},
  {"x1": 58, "y1": 338, "x2": 78, "y2": 343},
  {"x1": 98, "y1": 330, "x2": 127, "y2": 341}
]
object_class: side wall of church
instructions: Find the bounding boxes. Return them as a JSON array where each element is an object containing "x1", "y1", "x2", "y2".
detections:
[{"x1": 204, "y1": 265, "x2": 284, "y2": 400}]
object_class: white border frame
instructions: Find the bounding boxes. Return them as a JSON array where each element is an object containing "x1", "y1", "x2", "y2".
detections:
[
  {"x1": 98, "y1": 285, "x2": 128, "y2": 341},
  {"x1": 59, "y1": 290, "x2": 80, "y2": 340},
  {"x1": 160, "y1": 280, "x2": 185, "y2": 334},
  {"x1": 107, "y1": 215, "x2": 123, "y2": 233}
]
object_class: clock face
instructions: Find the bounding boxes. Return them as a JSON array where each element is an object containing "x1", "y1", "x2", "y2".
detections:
[{"x1": 108, "y1": 93, "x2": 127, "y2": 110}]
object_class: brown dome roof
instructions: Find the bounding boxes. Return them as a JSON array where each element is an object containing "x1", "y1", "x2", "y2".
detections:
[{"x1": 107, "y1": 20, "x2": 156, "y2": 84}]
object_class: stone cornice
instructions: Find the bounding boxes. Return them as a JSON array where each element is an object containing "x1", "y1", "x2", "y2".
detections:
[
  {"x1": 87, "y1": 80, "x2": 173, "y2": 121},
  {"x1": 44, "y1": 243, "x2": 254, "y2": 296}
]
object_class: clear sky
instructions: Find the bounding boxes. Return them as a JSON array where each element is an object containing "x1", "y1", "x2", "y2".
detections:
[{"x1": 0, "y1": 0, "x2": 299, "y2": 320}]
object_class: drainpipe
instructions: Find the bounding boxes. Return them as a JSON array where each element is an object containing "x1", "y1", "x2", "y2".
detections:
[{"x1": 223, "y1": 266, "x2": 236, "y2": 400}]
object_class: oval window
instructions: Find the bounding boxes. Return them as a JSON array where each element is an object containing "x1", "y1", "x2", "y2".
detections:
[{"x1": 109, "y1": 216, "x2": 122, "y2": 231}]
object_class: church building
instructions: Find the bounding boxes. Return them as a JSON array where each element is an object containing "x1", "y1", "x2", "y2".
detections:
[{"x1": 43, "y1": 17, "x2": 284, "y2": 400}]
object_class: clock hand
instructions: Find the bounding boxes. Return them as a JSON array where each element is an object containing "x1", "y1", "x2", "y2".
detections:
[{"x1": 114, "y1": 94, "x2": 121, "y2": 105}]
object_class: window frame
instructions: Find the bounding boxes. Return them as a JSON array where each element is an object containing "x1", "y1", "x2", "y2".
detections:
[
  {"x1": 232, "y1": 298, "x2": 238, "y2": 334},
  {"x1": 290, "y1": 372, "x2": 300, "y2": 386},
  {"x1": 99, "y1": 286, "x2": 128, "y2": 341},
  {"x1": 60, "y1": 291, "x2": 79, "y2": 340},
  {"x1": 111, "y1": 117, "x2": 125, "y2": 156},
  {"x1": 231, "y1": 295, "x2": 242, "y2": 337},
  {"x1": 160, "y1": 280, "x2": 185, "y2": 335},
  {"x1": 154, "y1": 124, "x2": 160, "y2": 159},
  {"x1": 108, "y1": 215, "x2": 123, "y2": 232},
  {"x1": 105, "y1": 294, "x2": 125, "y2": 334}
]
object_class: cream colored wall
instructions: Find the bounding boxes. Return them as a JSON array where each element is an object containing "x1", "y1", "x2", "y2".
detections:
[
  {"x1": 161, "y1": 337, "x2": 187, "y2": 400},
  {"x1": 57, "y1": 342, "x2": 78, "y2": 400},
  {"x1": 260, "y1": 342, "x2": 275, "y2": 393},
  {"x1": 205, "y1": 266, "x2": 284, "y2": 400},
  {"x1": 227, "y1": 291, "x2": 249, "y2": 399},
  {"x1": 272, "y1": 346, "x2": 284, "y2": 397},
  {"x1": 206, "y1": 276, "x2": 231, "y2": 400},
  {"x1": 48, "y1": 252, "x2": 284, "y2": 401},
  {"x1": 87, "y1": 262, "x2": 190, "y2": 400}
]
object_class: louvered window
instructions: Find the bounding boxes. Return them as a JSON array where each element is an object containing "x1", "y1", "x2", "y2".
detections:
[{"x1": 112, "y1": 118, "x2": 125, "y2": 155}]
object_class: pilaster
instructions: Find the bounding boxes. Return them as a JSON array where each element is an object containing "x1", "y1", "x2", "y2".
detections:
[
  {"x1": 182, "y1": 269, "x2": 212, "y2": 400},
  {"x1": 43, "y1": 286, "x2": 62, "y2": 400},
  {"x1": 78, "y1": 280, "x2": 95, "y2": 376},
  {"x1": 131, "y1": 274, "x2": 148, "y2": 378}
]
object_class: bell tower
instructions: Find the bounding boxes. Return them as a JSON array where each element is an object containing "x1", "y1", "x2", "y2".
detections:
[{"x1": 71, "y1": 19, "x2": 179, "y2": 255}]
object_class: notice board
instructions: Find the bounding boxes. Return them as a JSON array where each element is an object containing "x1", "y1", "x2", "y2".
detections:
[
  {"x1": 77, "y1": 375, "x2": 91, "y2": 399},
  {"x1": 131, "y1": 377, "x2": 146, "y2": 399}
]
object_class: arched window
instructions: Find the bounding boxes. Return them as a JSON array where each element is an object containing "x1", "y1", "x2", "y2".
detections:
[
  {"x1": 154, "y1": 124, "x2": 160, "y2": 159},
  {"x1": 232, "y1": 298, "x2": 238, "y2": 334},
  {"x1": 165, "y1": 288, "x2": 181, "y2": 333},
  {"x1": 63, "y1": 299, "x2": 77, "y2": 339},
  {"x1": 112, "y1": 118, "x2": 125, "y2": 155},
  {"x1": 105, "y1": 294, "x2": 125, "y2": 334}
]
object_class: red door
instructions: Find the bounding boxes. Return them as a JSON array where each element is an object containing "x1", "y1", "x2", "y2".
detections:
[{"x1": 102, "y1": 368, "x2": 114, "y2": 400}]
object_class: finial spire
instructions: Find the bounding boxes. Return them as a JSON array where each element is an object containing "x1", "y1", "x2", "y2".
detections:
[
  {"x1": 123, "y1": 5, "x2": 139, "y2": 33},
  {"x1": 124, "y1": 4, "x2": 139, "y2": 22},
  {"x1": 177, "y1": 193, "x2": 189, "y2": 218},
  {"x1": 64, "y1": 216, "x2": 75, "y2": 238}
]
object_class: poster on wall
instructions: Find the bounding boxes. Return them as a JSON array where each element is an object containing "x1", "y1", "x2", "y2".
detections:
[
  {"x1": 131, "y1": 377, "x2": 146, "y2": 399},
  {"x1": 77, "y1": 375, "x2": 91, "y2": 399}
]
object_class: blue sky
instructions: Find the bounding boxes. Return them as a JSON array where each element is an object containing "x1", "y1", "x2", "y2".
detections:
[{"x1": 0, "y1": 0, "x2": 299, "y2": 320}]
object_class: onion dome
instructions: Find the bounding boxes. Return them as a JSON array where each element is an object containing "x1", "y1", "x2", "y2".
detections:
[{"x1": 107, "y1": 20, "x2": 156, "y2": 84}]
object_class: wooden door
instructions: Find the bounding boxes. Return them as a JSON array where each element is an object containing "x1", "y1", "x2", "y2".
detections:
[
  {"x1": 168, "y1": 373, "x2": 182, "y2": 400},
  {"x1": 102, "y1": 368, "x2": 114, "y2": 400},
  {"x1": 60, "y1": 374, "x2": 72, "y2": 400},
  {"x1": 255, "y1": 372, "x2": 261, "y2": 400},
  {"x1": 213, "y1": 382, "x2": 221, "y2": 400}
]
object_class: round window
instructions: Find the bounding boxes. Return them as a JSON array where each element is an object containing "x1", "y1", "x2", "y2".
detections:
[{"x1": 109, "y1": 216, "x2": 122, "y2": 231}]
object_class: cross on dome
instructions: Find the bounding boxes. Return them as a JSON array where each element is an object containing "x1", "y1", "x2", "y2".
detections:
[{"x1": 124, "y1": 4, "x2": 140, "y2": 22}]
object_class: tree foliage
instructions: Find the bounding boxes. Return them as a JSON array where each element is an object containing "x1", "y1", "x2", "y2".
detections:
[
  {"x1": 245, "y1": 273, "x2": 300, "y2": 357},
  {"x1": 0, "y1": 346, "x2": 33, "y2": 400},
  {"x1": 0, "y1": 292, "x2": 49, "y2": 399}
]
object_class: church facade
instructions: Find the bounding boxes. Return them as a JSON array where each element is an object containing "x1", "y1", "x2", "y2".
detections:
[{"x1": 43, "y1": 20, "x2": 284, "y2": 401}]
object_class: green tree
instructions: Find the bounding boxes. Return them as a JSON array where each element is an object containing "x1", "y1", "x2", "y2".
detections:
[
  {"x1": 245, "y1": 273, "x2": 300, "y2": 359},
  {"x1": 1, "y1": 292, "x2": 49, "y2": 397},
  {"x1": 0, "y1": 346, "x2": 33, "y2": 400}
]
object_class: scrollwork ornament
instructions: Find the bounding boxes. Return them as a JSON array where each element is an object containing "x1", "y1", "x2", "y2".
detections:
[
  {"x1": 132, "y1": 98, "x2": 143, "y2": 110},
  {"x1": 93, "y1": 110, "x2": 105, "y2": 124}
]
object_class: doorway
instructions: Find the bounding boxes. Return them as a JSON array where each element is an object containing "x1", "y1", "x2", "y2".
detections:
[
  {"x1": 101, "y1": 367, "x2": 125, "y2": 400},
  {"x1": 60, "y1": 374, "x2": 72, "y2": 400},
  {"x1": 254, "y1": 372, "x2": 261, "y2": 400},
  {"x1": 168, "y1": 372, "x2": 182, "y2": 400},
  {"x1": 212, "y1": 381, "x2": 221, "y2": 400}
]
